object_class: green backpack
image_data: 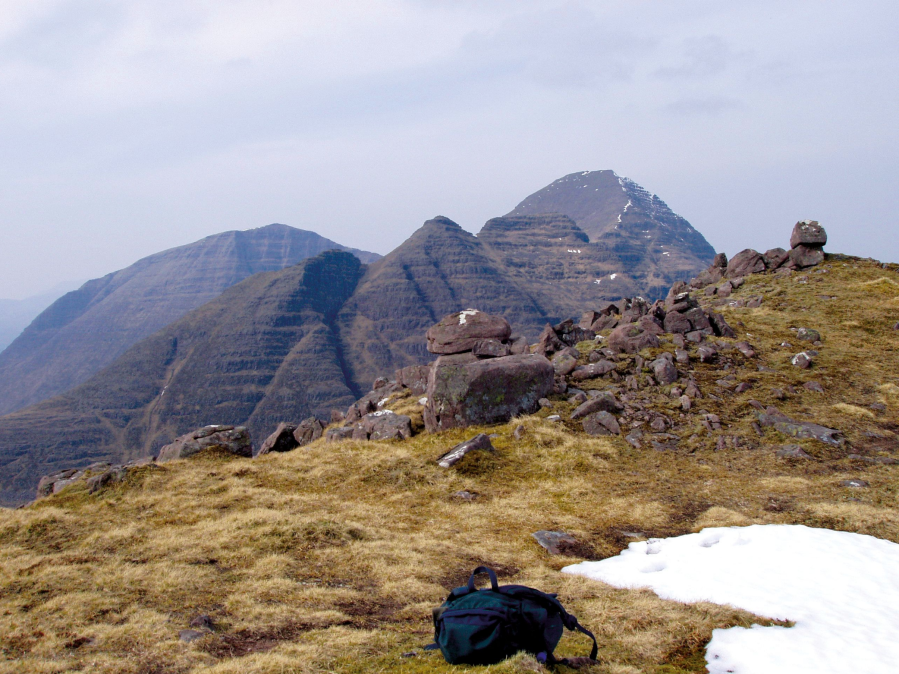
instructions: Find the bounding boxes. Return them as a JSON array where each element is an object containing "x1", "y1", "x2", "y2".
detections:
[{"x1": 429, "y1": 566, "x2": 598, "y2": 666}]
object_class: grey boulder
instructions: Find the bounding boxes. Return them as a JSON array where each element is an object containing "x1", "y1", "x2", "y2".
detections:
[{"x1": 157, "y1": 425, "x2": 252, "y2": 463}]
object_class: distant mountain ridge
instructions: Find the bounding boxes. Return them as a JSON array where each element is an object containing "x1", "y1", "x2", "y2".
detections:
[
  {"x1": 0, "y1": 171, "x2": 716, "y2": 505},
  {"x1": 0, "y1": 224, "x2": 381, "y2": 416}
]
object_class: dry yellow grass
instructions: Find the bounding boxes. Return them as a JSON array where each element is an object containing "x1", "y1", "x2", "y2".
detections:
[{"x1": 0, "y1": 255, "x2": 897, "y2": 673}]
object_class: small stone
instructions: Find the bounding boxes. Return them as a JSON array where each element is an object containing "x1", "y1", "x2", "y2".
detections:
[
  {"x1": 734, "y1": 382, "x2": 752, "y2": 394},
  {"x1": 453, "y1": 491, "x2": 478, "y2": 501},
  {"x1": 679, "y1": 395, "x2": 692, "y2": 411},
  {"x1": 685, "y1": 330, "x2": 704, "y2": 343},
  {"x1": 570, "y1": 392, "x2": 623, "y2": 419},
  {"x1": 570, "y1": 360, "x2": 617, "y2": 380},
  {"x1": 532, "y1": 530, "x2": 577, "y2": 555},
  {"x1": 651, "y1": 357, "x2": 678, "y2": 385},
  {"x1": 437, "y1": 434, "x2": 495, "y2": 468},
  {"x1": 870, "y1": 402, "x2": 887, "y2": 412},
  {"x1": 797, "y1": 328, "x2": 821, "y2": 342},
  {"x1": 583, "y1": 411, "x2": 621, "y2": 436},
  {"x1": 893, "y1": 323, "x2": 899, "y2": 331},
  {"x1": 791, "y1": 352, "x2": 813, "y2": 369},
  {"x1": 675, "y1": 349, "x2": 690, "y2": 365},
  {"x1": 697, "y1": 345, "x2": 717, "y2": 363},
  {"x1": 547, "y1": 414, "x2": 562, "y2": 422},
  {"x1": 775, "y1": 444, "x2": 812, "y2": 459},
  {"x1": 735, "y1": 341, "x2": 757, "y2": 358},
  {"x1": 803, "y1": 381, "x2": 825, "y2": 393},
  {"x1": 840, "y1": 479, "x2": 869, "y2": 488},
  {"x1": 538, "y1": 398, "x2": 553, "y2": 409},
  {"x1": 552, "y1": 351, "x2": 579, "y2": 376},
  {"x1": 772, "y1": 388, "x2": 787, "y2": 400},
  {"x1": 179, "y1": 630, "x2": 207, "y2": 643}
]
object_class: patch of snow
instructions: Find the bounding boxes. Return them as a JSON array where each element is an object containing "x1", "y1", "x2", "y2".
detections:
[
  {"x1": 617, "y1": 214, "x2": 622, "y2": 223},
  {"x1": 610, "y1": 273, "x2": 617, "y2": 280},
  {"x1": 562, "y1": 525, "x2": 899, "y2": 674},
  {"x1": 623, "y1": 199, "x2": 632, "y2": 212},
  {"x1": 594, "y1": 279, "x2": 602, "y2": 284},
  {"x1": 418, "y1": 397, "x2": 428, "y2": 406},
  {"x1": 370, "y1": 409, "x2": 395, "y2": 417},
  {"x1": 663, "y1": 251, "x2": 670, "y2": 256},
  {"x1": 458, "y1": 309, "x2": 478, "y2": 325},
  {"x1": 567, "y1": 249, "x2": 582, "y2": 254}
]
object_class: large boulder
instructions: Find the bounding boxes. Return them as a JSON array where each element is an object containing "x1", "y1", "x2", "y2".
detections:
[
  {"x1": 437, "y1": 434, "x2": 495, "y2": 468},
  {"x1": 607, "y1": 323, "x2": 660, "y2": 354},
  {"x1": 726, "y1": 249, "x2": 767, "y2": 278},
  {"x1": 157, "y1": 425, "x2": 253, "y2": 462},
  {"x1": 788, "y1": 245, "x2": 825, "y2": 269},
  {"x1": 790, "y1": 220, "x2": 827, "y2": 249},
  {"x1": 293, "y1": 416, "x2": 325, "y2": 446},
  {"x1": 426, "y1": 310, "x2": 512, "y2": 355},
  {"x1": 423, "y1": 354, "x2": 554, "y2": 432}
]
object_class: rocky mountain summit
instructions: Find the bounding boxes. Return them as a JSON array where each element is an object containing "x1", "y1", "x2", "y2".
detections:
[
  {"x1": 507, "y1": 170, "x2": 715, "y2": 297},
  {"x1": 0, "y1": 224, "x2": 380, "y2": 416},
  {"x1": 35, "y1": 219, "x2": 894, "y2": 508}
]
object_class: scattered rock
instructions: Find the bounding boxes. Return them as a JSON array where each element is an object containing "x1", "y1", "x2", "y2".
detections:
[
  {"x1": 452, "y1": 490, "x2": 479, "y2": 501},
  {"x1": 551, "y1": 351, "x2": 578, "y2": 376},
  {"x1": 775, "y1": 444, "x2": 812, "y2": 459},
  {"x1": 582, "y1": 411, "x2": 621, "y2": 436},
  {"x1": 570, "y1": 393, "x2": 623, "y2": 420},
  {"x1": 157, "y1": 426, "x2": 253, "y2": 463},
  {"x1": 791, "y1": 352, "x2": 813, "y2": 369},
  {"x1": 734, "y1": 341, "x2": 756, "y2": 358},
  {"x1": 679, "y1": 395, "x2": 692, "y2": 411},
  {"x1": 697, "y1": 345, "x2": 717, "y2": 363},
  {"x1": 538, "y1": 398, "x2": 553, "y2": 409},
  {"x1": 424, "y1": 354, "x2": 554, "y2": 432},
  {"x1": 650, "y1": 357, "x2": 678, "y2": 385},
  {"x1": 437, "y1": 434, "x2": 495, "y2": 468},
  {"x1": 179, "y1": 630, "x2": 207, "y2": 643},
  {"x1": 570, "y1": 360, "x2": 617, "y2": 380},
  {"x1": 325, "y1": 427, "x2": 355, "y2": 442},
  {"x1": 547, "y1": 415, "x2": 562, "y2": 422},
  {"x1": 532, "y1": 530, "x2": 577, "y2": 555},
  {"x1": 255, "y1": 422, "x2": 299, "y2": 457},
  {"x1": 355, "y1": 410, "x2": 413, "y2": 441},
  {"x1": 764, "y1": 247, "x2": 790, "y2": 269},
  {"x1": 803, "y1": 381, "x2": 825, "y2": 393},
  {"x1": 840, "y1": 479, "x2": 869, "y2": 488},
  {"x1": 757, "y1": 406, "x2": 844, "y2": 446},
  {"x1": 607, "y1": 323, "x2": 660, "y2": 354},
  {"x1": 726, "y1": 249, "x2": 767, "y2": 278},
  {"x1": 293, "y1": 417, "x2": 325, "y2": 447},
  {"x1": 189, "y1": 615, "x2": 215, "y2": 630},
  {"x1": 797, "y1": 328, "x2": 821, "y2": 342},
  {"x1": 625, "y1": 430, "x2": 643, "y2": 448}
]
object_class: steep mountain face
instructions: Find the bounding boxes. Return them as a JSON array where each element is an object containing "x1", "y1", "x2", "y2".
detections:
[
  {"x1": 0, "y1": 171, "x2": 718, "y2": 505},
  {"x1": 0, "y1": 224, "x2": 380, "y2": 416},
  {"x1": 507, "y1": 170, "x2": 715, "y2": 297},
  {"x1": 0, "y1": 251, "x2": 364, "y2": 506}
]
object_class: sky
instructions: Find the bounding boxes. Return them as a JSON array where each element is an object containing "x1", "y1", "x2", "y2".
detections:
[{"x1": 0, "y1": 0, "x2": 897, "y2": 300}]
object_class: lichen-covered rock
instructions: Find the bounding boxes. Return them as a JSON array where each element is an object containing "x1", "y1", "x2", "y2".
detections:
[
  {"x1": 552, "y1": 351, "x2": 578, "y2": 376},
  {"x1": 651, "y1": 357, "x2": 678, "y2": 385},
  {"x1": 426, "y1": 310, "x2": 512, "y2": 355},
  {"x1": 423, "y1": 354, "x2": 554, "y2": 432},
  {"x1": 255, "y1": 422, "x2": 299, "y2": 457},
  {"x1": 472, "y1": 339, "x2": 511, "y2": 358},
  {"x1": 607, "y1": 323, "x2": 661, "y2": 354},
  {"x1": 354, "y1": 410, "x2": 413, "y2": 441},
  {"x1": 790, "y1": 220, "x2": 827, "y2": 249},
  {"x1": 757, "y1": 407, "x2": 844, "y2": 446},
  {"x1": 157, "y1": 425, "x2": 252, "y2": 462}
]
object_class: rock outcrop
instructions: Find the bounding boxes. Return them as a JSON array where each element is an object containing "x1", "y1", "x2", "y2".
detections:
[{"x1": 157, "y1": 426, "x2": 253, "y2": 463}]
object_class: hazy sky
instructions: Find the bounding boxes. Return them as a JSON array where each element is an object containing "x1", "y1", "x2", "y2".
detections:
[{"x1": 1, "y1": 0, "x2": 897, "y2": 299}]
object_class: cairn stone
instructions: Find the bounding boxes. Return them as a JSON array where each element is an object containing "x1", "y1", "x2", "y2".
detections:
[{"x1": 426, "y1": 310, "x2": 512, "y2": 355}]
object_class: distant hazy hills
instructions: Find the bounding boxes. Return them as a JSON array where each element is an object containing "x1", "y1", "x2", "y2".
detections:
[
  {"x1": 0, "y1": 171, "x2": 716, "y2": 505},
  {"x1": 0, "y1": 224, "x2": 381, "y2": 416}
]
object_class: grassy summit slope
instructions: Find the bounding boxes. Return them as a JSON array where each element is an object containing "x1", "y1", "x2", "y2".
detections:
[{"x1": 0, "y1": 255, "x2": 897, "y2": 674}]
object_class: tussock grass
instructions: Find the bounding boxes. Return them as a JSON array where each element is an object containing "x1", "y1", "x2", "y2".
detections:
[{"x1": 1, "y1": 256, "x2": 898, "y2": 673}]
